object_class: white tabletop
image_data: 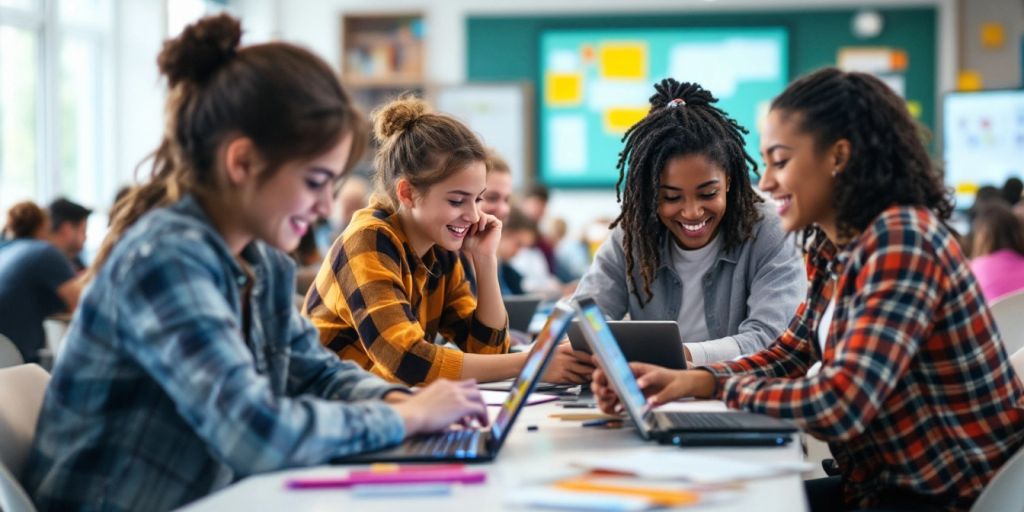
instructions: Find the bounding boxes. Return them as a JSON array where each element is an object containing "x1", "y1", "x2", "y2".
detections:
[{"x1": 181, "y1": 399, "x2": 808, "y2": 511}]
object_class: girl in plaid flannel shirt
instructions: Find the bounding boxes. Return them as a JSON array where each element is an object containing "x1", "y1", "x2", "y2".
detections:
[{"x1": 592, "y1": 68, "x2": 1024, "y2": 511}]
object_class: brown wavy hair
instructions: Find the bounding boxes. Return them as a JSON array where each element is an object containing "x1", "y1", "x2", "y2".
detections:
[
  {"x1": 4, "y1": 201, "x2": 48, "y2": 239},
  {"x1": 90, "y1": 14, "x2": 366, "y2": 278}
]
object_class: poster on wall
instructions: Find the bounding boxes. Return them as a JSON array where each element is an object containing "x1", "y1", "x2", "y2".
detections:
[{"x1": 540, "y1": 27, "x2": 788, "y2": 187}]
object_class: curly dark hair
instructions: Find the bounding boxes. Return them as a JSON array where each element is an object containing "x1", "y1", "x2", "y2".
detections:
[
  {"x1": 770, "y1": 67, "x2": 953, "y2": 246},
  {"x1": 612, "y1": 78, "x2": 762, "y2": 305}
]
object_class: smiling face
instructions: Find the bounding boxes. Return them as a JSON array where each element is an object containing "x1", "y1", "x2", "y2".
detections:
[
  {"x1": 480, "y1": 170, "x2": 513, "y2": 222},
  {"x1": 657, "y1": 154, "x2": 728, "y2": 250},
  {"x1": 242, "y1": 134, "x2": 353, "y2": 252},
  {"x1": 402, "y1": 160, "x2": 487, "y2": 255},
  {"x1": 758, "y1": 109, "x2": 839, "y2": 235}
]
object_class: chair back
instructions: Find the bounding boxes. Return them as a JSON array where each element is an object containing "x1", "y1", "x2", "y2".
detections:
[
  {"x1": 0, "y1": 460, "x2": 36, "y2": 512},
  {"x1": 0, "y1": 334, "x2": 24, "y2": 369},
  {"x1": 991, "y1": 291, "x2": 1024, "y2": 356},
  {"x1": 972, "y1": 442, "x2": 1024, "y2": 512},
  {"x1": 0, "y1": 364, "x2": 47, "y2": 512},
  {"x1": 0, "y1": 364, "x2": 50, "y2": 480}
]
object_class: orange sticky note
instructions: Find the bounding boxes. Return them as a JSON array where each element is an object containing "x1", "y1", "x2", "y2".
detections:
[{"x1": 981, "y1": 22, "x2": 1005, "y2": 49}]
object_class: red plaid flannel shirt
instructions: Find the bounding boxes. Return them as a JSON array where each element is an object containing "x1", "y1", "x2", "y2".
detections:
[{"x1": 703, "y1": 206, "x2": 1024, "y2": 510}]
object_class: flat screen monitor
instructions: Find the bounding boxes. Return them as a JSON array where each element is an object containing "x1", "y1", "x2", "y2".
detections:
[{"x1": 943, "y1": 89, "x2": 1024, "y2": 209}]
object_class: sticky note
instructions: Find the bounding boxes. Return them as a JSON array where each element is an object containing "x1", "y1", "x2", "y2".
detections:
[
  {"x1": 604, "y1": 107, "x2": 648, "y2": 134},
  {"x1": 906, "y1": 100, "x2": 922, "y2": 119},
  {"x1": 547, "y1": 73, "x2": 583, "y2": 106},
  {"x1": 599, "y1": 43, "x2": 646, "y2": 79},
  {"x1": 981, "y1": 22, "x2": 1005, "y2": 49},
  {"x1": 957, "y1": 70, "x2": 984, "y2": 91}
]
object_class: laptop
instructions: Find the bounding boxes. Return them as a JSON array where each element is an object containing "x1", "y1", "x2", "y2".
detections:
[
  {"x1": 335, "y1": 300, "x2": 576, "y2": 464},
  {"x1": 504, "y1": 294, "x2": 543, "y2": 333},
  {"x1": 573, "y1": 296, "x2": 797, "y2": 446},
  {"x1": 567, "y1": 320, "x2": 687, "y2": 370}
]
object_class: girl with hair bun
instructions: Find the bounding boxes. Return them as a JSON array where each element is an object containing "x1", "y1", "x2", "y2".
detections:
[
  {"x1": 592, "y1": 68, "x2": 1024, "y2": 511},
  {"x1": 304, "y1": 96, "x2": 592, "y2": 386},
  {"x1": 25, "y1": 15, "x2": 489, "y2": 511},
  {"x1": 572, "y1": 78, "x2": 806, "y2": 365}
]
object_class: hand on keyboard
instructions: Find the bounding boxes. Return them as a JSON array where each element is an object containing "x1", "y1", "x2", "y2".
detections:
[{"x1": 390, "y1": 379, "x2": 489, "y2": 437}]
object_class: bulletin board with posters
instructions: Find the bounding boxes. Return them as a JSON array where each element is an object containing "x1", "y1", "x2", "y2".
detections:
[{"x1": 539, "y1": 27, "x2": 788, "y2": 187}]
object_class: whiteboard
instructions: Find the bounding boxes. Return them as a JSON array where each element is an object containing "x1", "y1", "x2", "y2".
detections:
[{"x1": 434, "y1": 82, "x2": 532, "y2": 189}]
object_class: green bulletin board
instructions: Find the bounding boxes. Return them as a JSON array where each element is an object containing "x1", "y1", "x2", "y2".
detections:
[
  {"x1": 467, "y1": 8, "x2": 937, "y2": 187},
  {"x1": 540, "y1": 28, "x2": 787, "y2": 186}
]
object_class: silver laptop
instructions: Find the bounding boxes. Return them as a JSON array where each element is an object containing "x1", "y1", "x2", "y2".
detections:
[
  {"x1": 335, "y1": 300, "x2": 576, "y2": 463},
  {"x1": 504, "y1": 294, "x2": 543, "y2": 333},
  {"x1": 573, "y1": 296, "x2": 797, "y2": 446}
]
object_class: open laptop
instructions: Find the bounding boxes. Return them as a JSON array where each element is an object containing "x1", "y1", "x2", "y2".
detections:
[
  {"x1": 567, "y1": 320, "x2": 687, "y2": 370},
  {"x1": 504, "y1": 294, "x2": 543, "y2": 333},
  {"x1": 335, "y1": 300, "x2": 575, "y2": 464},
  {"x1": 573, "y1": 296, "x2": 797, "y2": 446}
]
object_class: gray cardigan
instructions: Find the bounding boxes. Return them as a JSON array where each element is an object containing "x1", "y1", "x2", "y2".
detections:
[{"x1": 572, "y1": 202, "x2": 807, "y2": 364}]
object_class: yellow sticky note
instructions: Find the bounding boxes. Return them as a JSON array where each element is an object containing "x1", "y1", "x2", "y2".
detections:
[
  {"x1": 957, "y1": 182, "x2": 980, "y2": 195},
  {"x1": 957, "y1": 70, "x2": 984, "y2": 91},
  {"x1": 604, "y1": 107, "x2": 648, "y2": 134},
  {"x1": 981, "y1": 22, "x2": 1005, "y2": 49},
  {"x1": 906, "y1": 100, "x2": 922, "y2": 119},
  {"x1": 599, "y1": 43, "x2": 646, "y2": 80},
  {"x1": 546, "y1": 73, "x2": 583, "y2": 106}
]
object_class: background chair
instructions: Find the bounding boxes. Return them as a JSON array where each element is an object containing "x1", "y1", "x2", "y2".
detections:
[
  {"x1": 0, "y1": 364, "x2": 50, "y2": 512},
  {"x1": 991, "y1": 290, "x2": 1024, "y2": 356},
  {"x1": 0, "y1": 334, "x2": 24, "y2": 370},
  {"x1": 971, "y1": 442, "x2": 1024, "y2": 512},
  {"x1": 1010, "y1": 347, "x2": 1024, "y2": 381}
]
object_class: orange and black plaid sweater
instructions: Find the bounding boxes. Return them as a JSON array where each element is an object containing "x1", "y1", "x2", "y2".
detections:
[{"x1": 303, "y1": 206, "x2": 509, "y2": 386}]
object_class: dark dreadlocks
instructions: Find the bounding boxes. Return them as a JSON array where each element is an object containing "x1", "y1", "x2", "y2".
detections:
[{"x1": 611, "y1": 78, "x2": 762, "y2": 305}]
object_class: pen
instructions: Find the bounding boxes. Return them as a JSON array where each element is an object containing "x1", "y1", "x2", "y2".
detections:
[
  {"x1": 562, "y1": 402, "x2": 596, "y2": 409},
  {"x1": 581, "y1": 418, "x2": 622, "y2": 427}
]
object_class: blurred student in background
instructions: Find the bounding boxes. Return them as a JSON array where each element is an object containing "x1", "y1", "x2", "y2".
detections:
[
  {"x1": 573, "y1": 78, "x2": 805, "y2": 365},
  {"x1": 47, "y1": 197, "x2": 92, "y2": 273},
  {"x1": 970, "y1": 202, "x2": 1024, "y2": 303},
  {"x1": 0, "y1": 201, "x2": 81, "y2": 364}
]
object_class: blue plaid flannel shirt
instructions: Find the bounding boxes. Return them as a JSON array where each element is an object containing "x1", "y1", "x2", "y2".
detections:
[{"x1": 24, "y1": 195, "x2": 408, "y2": 511}]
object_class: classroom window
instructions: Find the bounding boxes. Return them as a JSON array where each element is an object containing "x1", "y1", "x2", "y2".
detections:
[{"x1": 0, "y1": 0, "x2": 113, "y2": 214}]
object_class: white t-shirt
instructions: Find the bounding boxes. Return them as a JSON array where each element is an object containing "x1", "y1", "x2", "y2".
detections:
[
  {"x1": 807, "y1": 294, "x2": 836, "y2": 377},
  {"x1": 671, "y1": 234, "x2": 722, "y2": 344}
]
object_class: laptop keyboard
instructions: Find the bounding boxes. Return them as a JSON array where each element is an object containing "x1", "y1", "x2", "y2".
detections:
[
  {"x1": 660, "y1": 412, "x2": 751, "y2": 429},
  {"x1": 407, "y1": 429, "x2": 482, "y2": 458}
]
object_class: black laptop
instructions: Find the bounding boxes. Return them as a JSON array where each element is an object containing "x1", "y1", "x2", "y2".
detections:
[
  {"x1": 335, "y1": 300, "x2": 575, "y2": 463},
  {"x1": 567, "y1": 319, "x2": 687, "y2": 370},
  {"x1": 504, "y1": 294, "x2": 544, "y2": 333},
  {"x1": 573, "y1": 296, "x2": 798, "y2": 446}
]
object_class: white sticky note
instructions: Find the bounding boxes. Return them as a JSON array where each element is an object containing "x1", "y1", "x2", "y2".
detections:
[{"x1": 549, "y1": 116, "x2": 587, "y2": 174}]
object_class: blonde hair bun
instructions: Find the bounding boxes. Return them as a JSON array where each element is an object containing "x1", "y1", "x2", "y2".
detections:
[{"x1": 373, "y1": 96, "x2": 429, "y2": 140}]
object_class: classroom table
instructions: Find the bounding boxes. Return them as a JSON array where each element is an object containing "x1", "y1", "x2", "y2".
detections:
[{"x1": 180, "y1": 398, "x2": 809, "y2": 511}]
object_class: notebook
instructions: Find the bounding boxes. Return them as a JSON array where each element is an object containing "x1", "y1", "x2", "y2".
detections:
[
  {"x1": 572, "y1": 296, "x2": 797, "y2": 446},
  {"x1": 335, "y1": 300, "x2": 575, "y2": 463}
]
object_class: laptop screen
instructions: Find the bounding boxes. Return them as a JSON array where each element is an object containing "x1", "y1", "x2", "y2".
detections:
[
  {"x1": 574, "y1": 297, "x2": 652, "y2": 436},
  {"x1": 489, "y1": 301, "x2": 575, "y2": 443}
]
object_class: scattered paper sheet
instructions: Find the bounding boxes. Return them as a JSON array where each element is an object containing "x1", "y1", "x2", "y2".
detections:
[{"x1": 572, "y1": 452, "x2": 812, "y2": 484}]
